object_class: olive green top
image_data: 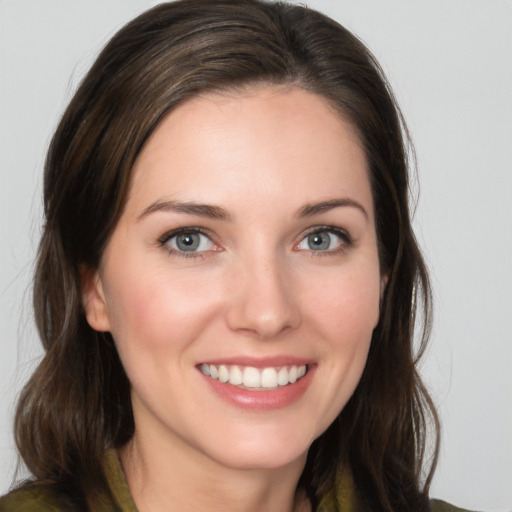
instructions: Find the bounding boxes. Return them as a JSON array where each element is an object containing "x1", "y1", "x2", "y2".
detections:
[{"x1": 0, "y1": 450, "x2": 479, "y2": 511}]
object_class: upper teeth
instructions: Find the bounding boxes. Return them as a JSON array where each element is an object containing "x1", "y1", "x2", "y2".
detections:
[{"x1": 200, "y1": 364, "x2": 307, "y2": 389}]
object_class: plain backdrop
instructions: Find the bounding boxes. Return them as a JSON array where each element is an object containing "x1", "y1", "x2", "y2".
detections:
[{"x1": 1, "y1": 1, "x2": 511, "y2": 510}]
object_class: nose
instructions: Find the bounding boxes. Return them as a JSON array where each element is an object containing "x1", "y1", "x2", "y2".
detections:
[{"x1": 225, "y1": 255, "x2": 301, "y2": 340}]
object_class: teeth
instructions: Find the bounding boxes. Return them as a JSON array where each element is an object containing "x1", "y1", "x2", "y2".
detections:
[
  {"x1": 277, "y1": 367, "x2": 289, "y2": 386},
  {"x1": 229, "y1": 365, "x2": 243, "y2": 385},
  {"x1": 261, "y1": 368, "x2": 277, "y2": 388},
  {"x1": 243, "y1": 367, "x2": 261, "y2": 388},
  {"x1": 200, "y1": 364, "x2": 308, "y2": 389},
  {"x1": 218, "y1": 365, "x2": 229, "y2": 383}
]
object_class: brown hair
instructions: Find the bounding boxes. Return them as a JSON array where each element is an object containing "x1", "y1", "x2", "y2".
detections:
[{"x1": 15, "y1": 1, "x2": 439, "y2": 510}]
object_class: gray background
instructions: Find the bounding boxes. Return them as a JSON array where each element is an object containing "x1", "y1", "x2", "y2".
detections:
[{"x1": 1, "y1": 1, "x2": 511, "y2": 510}]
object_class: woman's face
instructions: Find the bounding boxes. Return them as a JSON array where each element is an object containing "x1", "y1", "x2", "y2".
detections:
[{"x1": 83, "y1": 86, "x2": 384, "y2": 472}]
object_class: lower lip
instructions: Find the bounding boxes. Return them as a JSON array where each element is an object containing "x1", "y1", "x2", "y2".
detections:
[{"x1": 200, "y1": 366, "x2": 315, "y2": 411}]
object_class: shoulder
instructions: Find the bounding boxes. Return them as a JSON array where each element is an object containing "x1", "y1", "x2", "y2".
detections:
[
  {"x1": 0, "y1": 451, "x2": 132, "y2": 512},
  {"x1": 430, "y1": 498, "x2": 482, "y2": 512},
  {"x1": 0, "y1": 484, "x2": 68, "y2": 512}
]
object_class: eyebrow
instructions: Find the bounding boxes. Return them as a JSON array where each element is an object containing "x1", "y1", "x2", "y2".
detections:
[
  {"x1": 137, "y1": 200, "x2": 232, "y2": 221},
  {"x1": 138, "y1": 197, "x2": 368, "y2": 222},
  {"x1": 296, "y1": 198, "x2": 369, "y2": 219}
]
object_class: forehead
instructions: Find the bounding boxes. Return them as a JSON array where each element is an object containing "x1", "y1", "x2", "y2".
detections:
[{"x1": 126, "y1": 86, "x2": 372, "y2": 219}]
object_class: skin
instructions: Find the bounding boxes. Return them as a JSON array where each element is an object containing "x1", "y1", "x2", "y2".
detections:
[{"x1": 83, "y1": 86, "x2": 385, "y2": 512}]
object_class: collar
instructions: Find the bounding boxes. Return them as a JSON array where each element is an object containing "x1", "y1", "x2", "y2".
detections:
[{"x1": 103, "y1": 449, "x2": 358, "y2": 512}]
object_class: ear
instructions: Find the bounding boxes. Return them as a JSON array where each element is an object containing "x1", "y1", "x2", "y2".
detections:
[
  {"x1": 79, "y1": 264, "x2": 111, "y2": 332},
  {"x1": 380, "y1": 272, "x2": 389, "y2": 305}
]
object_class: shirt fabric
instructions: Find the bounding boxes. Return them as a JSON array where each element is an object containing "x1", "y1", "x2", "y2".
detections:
[{"x1": 0, "y1": 450, "x2": 478, "y2": 511}]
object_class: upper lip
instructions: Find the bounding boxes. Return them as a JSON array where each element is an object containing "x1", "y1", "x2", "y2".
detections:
[{"x1": 197, "y1": 356, "x2": 313, "y2": 368}]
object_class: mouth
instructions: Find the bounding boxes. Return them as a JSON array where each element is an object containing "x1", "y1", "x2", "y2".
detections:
[{"x1": 199, "y1": 363, "x2": 308, "y2": 390}]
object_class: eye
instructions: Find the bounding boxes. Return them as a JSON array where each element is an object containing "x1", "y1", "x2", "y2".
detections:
[
  {"x1": 160, "y1": 228, "x2": 216, "y2": 255},
  {"x1": 296, "y1": 227, "x2": 351, "y2": 253}
]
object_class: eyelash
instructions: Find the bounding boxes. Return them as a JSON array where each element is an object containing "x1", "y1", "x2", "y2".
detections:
[
  {"x1": 296, "y1": 225, "x2": 353, "y2": 256},
  {"x1": 157, "y1": 225, "x2": 353, "y2": 258},
  {"x1": 158, "y1": 227, "x2": 217, "y2": 259}
]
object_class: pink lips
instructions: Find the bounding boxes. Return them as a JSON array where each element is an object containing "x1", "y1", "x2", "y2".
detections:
[
  {"x1": 200, "y1": 356, "x2": 312, "y2": 368},
  {"x1": 197, "y1": 357, "x2": 316, "y2": 411}
]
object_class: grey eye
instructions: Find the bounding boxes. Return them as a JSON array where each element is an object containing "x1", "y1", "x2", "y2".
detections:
[
  {"x1": 176, "y1": 233, "x2": 200, "y2": 251},
  {"x1": 167, "y1": 232, "x2": 213, "y2": 252},
  {"x1": 307, "y1": 232, "x2": 332, "y2": 251},
  {"x1": 297, "y1": 229, "x2": 347, "y2": 252}
]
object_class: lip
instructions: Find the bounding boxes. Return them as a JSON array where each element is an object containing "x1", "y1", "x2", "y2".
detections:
[
  {"x1": 199, "y1": 356, "x2": 312, "y2": 368},
  {"x1": 197, "y1": 358, "x2": 316, "y2": 411}
]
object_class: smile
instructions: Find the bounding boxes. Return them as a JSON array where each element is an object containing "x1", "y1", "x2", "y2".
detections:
[{"x1": 199, "y1": 363, "x2": 308, "y2": 390}]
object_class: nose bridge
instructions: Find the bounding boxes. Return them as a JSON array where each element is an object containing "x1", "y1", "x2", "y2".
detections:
[{"x1": 226, "y1": 245, "x2": 300, "y2": 339}]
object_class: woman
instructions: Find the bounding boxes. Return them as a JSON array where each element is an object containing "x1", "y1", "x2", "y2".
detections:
[{"x1": 0, "y1": 1, "x2": 474, "y2": 511}]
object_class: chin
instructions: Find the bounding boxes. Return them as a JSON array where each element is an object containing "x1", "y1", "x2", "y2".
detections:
[{"x1": 196, "y1": 423, "x2": 314, "y2": 472}]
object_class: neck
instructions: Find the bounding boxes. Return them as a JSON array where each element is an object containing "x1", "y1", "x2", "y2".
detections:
[{"x1": 119, "y1": 432, "x2": 311, "y2": 512}]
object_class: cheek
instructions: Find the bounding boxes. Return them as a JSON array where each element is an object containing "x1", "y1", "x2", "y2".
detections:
[
  {"x1": 103, "y1": 275, "x2": 160, "y2": 347},
  {"x1": 101, "y1": 264, "x2": 222, "y2": 357},
  {"x1": 296, "y1": 265, "x2": 380, "y2": 433},
  {"x1": 99, "y1": 272, "x2": 193, "y2": 396},
  {"x1": 304, "y1": 262, "x2": 382, "y2": 341}
]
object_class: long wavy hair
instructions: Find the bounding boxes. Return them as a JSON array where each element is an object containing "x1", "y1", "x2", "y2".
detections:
[{"x1": 14, "y1": 1, "x2": 439, "y2": 510}]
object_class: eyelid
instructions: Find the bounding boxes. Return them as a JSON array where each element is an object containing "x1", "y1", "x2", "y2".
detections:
[
  {"x1": 158, "y1": 226, "x2": 211, "y2": 244},
  {"x1": 295, "y1": 225, "x2": 353, "y2": 253},
  {"x1": 158, "y1": 226, "x2": 220, "y2": 257},
  {"x1": 157, "y1": 224, "x2": 352, "y2": 257}
]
